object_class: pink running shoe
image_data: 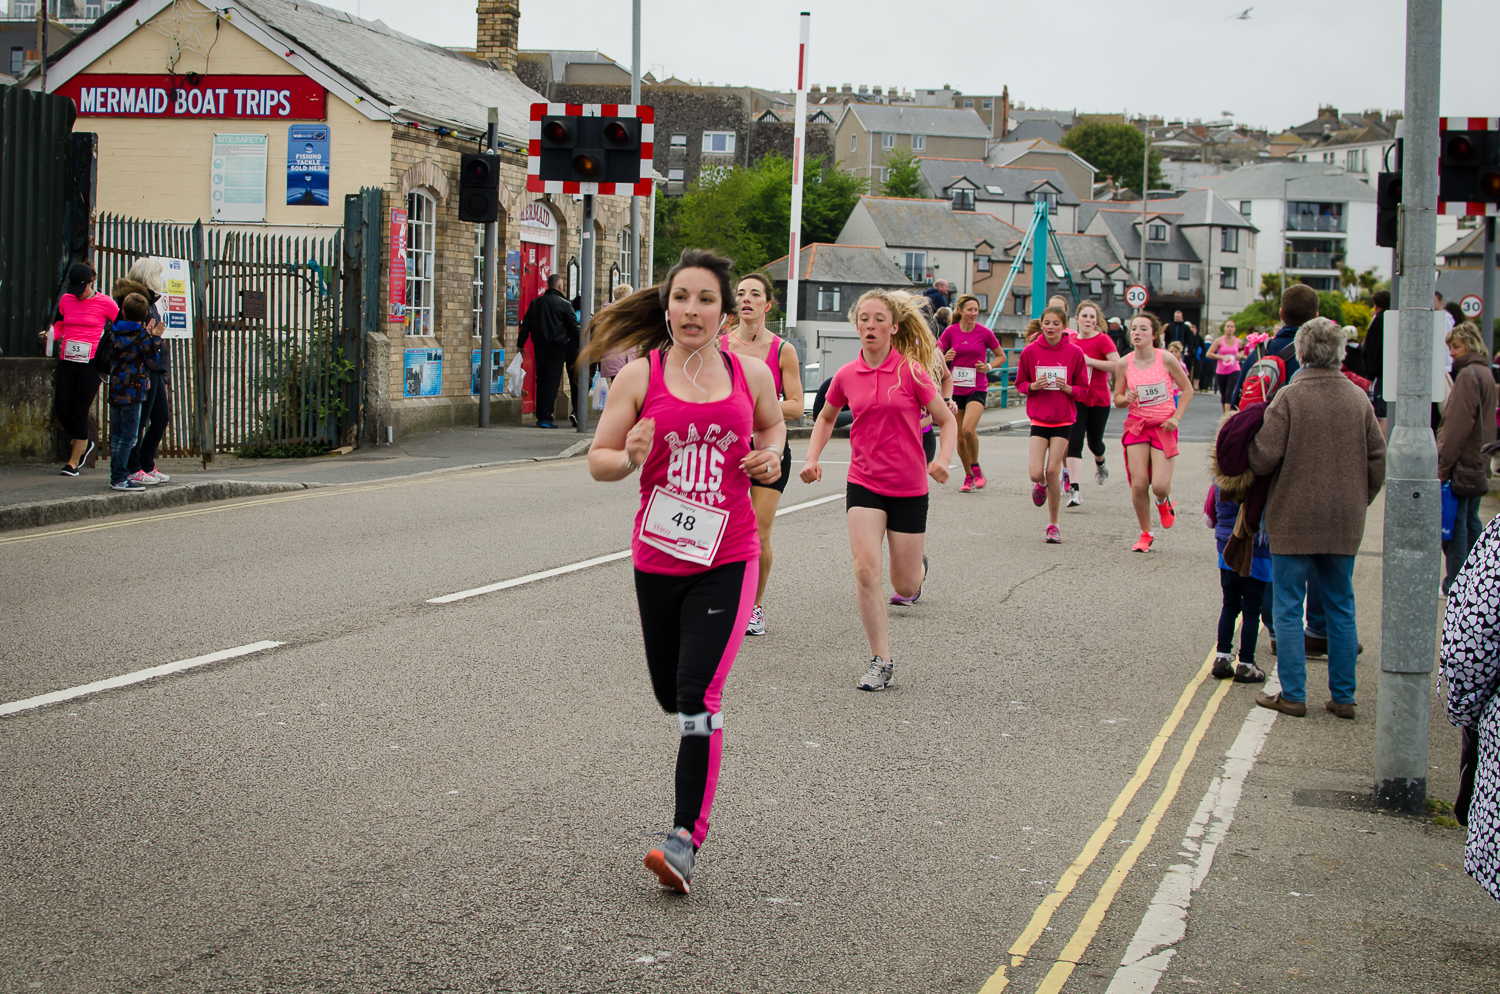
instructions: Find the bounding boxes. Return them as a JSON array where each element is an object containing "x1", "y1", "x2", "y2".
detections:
[
  {"x1": 1045, "y1": 524, "x2": 1061, "y2": 544},
  {"x1": 972, "y1": 464, "x2": 987, "y2": 489},
  {"x1": 1031, "y1": 481, "x2": 1046, "y2": 506},
  {"x1": 1132, "y1": 531, "x2": 1154, "y2": 553},
  {"x1": 960, "y1": 475, "x2": 974, "y2": 494},
  {"x1": 1157, "y1": 498, "x2": 1177, "y2": 529}
]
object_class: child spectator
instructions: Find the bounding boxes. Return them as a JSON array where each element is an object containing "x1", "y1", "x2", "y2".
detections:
[
  {"x1": 1206, "y1": 481, "x2": 1270, "y2": 683},
  {"x1": 107, "y1": 294, "x2": 153, "y2": 492}
]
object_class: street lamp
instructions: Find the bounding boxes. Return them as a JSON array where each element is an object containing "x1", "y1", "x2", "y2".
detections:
[{"x1": 1281, "y1": 168, "x2": 1347, "y2": 298}]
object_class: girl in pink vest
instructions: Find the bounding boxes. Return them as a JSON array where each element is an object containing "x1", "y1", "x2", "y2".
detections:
[
  {"x1": 585, "y1": 250, "x2": 787, "y2": 895},
  {"x1": 1113, "y1": 312, "x2": 1195, "y2": 552}
]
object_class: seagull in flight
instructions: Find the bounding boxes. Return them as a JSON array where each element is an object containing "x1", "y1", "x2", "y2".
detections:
[{"x1": 1227, "y1": 6, "x2": 1253, "y2": 18}]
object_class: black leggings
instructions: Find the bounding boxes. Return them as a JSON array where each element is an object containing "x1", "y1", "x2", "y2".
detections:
[
  {"x1": 1218, "y1": 568, "x2": 1267, "y2": 664},
  {"x1": 128, "y1": 370, "x2": 171, "y2": 473},
  {"x1": 54, "y1": 360, "x2": 100, "y2": 442},
  {"x1": 1067, "y1": 402, "x2": 1110, "y2": 460},
  {"x1": 634, "y1": 559, "x2": 757, "y2": 848},
  {"x1": 1216, "y1": 373, "x2": 1237, "y2": 408}
]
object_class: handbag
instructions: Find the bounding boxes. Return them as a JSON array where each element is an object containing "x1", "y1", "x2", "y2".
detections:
[
  {"x1": 1441, "y1": 481, "x2": 1457, "y2": 542},
  {"x1": 1452, "y1": 462, "x2": 1491, "y2": 498}
]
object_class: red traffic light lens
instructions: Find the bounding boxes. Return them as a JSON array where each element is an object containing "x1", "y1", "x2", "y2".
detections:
[
  {"x1": 604, "y1": 122, "x2": 629, "y2": 145},
  {"x1": 465, "y1": 159, "x2": 490, "y2": 182},
  {"x1": 542, "y1": 120, "x2": 569, "y2": 144},
  {"x1": 1448, "y1": 134, "x2": 1475, "y2": 161},
  {"x1": 573, "y1": 153, "x2": 601, "y2": 178}
]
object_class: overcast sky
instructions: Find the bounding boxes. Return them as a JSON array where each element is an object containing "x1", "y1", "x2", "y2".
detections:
[{"x1": 319, "y1": 0, "x2": 1495, "y2": 131}]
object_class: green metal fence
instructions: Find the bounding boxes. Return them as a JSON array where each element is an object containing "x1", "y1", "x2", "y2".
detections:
[{"x1": 90, "y1": 215, "x2": 348, "y2": 459}]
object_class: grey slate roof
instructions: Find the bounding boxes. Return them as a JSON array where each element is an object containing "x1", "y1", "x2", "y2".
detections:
[
  {"x1": 842, "y1": 104, "x2": 990, "y2": 139},
  {"x1": 853, "y1": 197, "x2": 978, "y2": 251},
  {"x1": 1005, "y1": 119, "x2": 1066, "y2": 144},
  {"x1": 951, "y1": 211, "x2": 1024, "y2": 257},
  {"x1": 1092, "y1": 208, "x2": 1200, "y2": 264},
  {"x1": 917, "y1": 159, "x2": 1081, "y2": 205},
  {"x1": 761, "y1": 244, "x2": 912, "y2": 286},
  {"x1": 1197, "y1": 161, "x2": 1376, "y2": 202},
  {"x1": 233, "y1": 0, "x2": 542, "y2": 140},
  {"x1": 1122, "y1": 189, "x2": 1257, "y2": 230},
  {"x1": 1439, "y1": 229, "x2": 1485, "y2": 260},
  {"x1": 1011, "y1": 108, "x2": 1076, "y2": 128}
]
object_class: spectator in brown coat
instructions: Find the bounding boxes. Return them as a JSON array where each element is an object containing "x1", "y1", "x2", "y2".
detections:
[
  {"x1": 1439, "y1": 321, "x2": 1498, "y2": 595},
  {"x1": 1247, "y1": 317, "x2": 1387, "y2": 719}
]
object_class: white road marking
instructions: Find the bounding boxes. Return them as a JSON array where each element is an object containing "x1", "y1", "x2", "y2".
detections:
[
  {"x1": 430, "y1": 492, "x2": 845, "y2": 605},
  {"x1": 0, "y1": 641, "x2": 287, "y2": 718},
  {"x1": 1104, "y1": 677, "x2": 1281, "y2": 994}
]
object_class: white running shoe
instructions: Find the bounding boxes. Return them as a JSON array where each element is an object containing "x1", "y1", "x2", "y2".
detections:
[
  {"x1": 746, "y1": 605, "x2": 766, "y2": 636},
  {"x1": 857, "y1": 656, "x2": 894, "y2": 691},
  {"x1": 128, "y1": 470, "x2": 159, "y2": 486},
  {"x1": 1095, "y1": 461, "x2": 1108, "y2": 486},
  {"x1": 1066, "y1": 487, "x2": 1081, "y2": 508},
  {"x1": 147, "y1": 469, "x2": 171, "y2": 483}
]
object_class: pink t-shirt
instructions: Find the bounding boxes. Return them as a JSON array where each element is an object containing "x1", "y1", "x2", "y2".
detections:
[
  {"x1": 51, "y1": 292, "x2": 119, "y2": 361},
  {"x1": 936, "y1": 323, "x2": 1001, "y2": 396},
  {"x1": 825, "y1": 347, "x2": 937, "y2": 497},
  {"x1": 631, "y1": 349, "x2": 761, "y2": 576},
  {"x1": 1070, "y1": 332, "x2": 1118, "y2": 408},
  {"x1": 1015, "y1": 336, "x2": 1089, "y2": 427}
]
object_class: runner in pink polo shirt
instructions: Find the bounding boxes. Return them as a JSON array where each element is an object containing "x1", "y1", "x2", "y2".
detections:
[
  {"x1": 802, "y1": 288, "x2": 956, "y2": 692},
  {"x1": 584, "y1": 249, "x2": 787, "y2": 895},
  {"x1": 1015, "y1": 306, "x2": 1089, "y2": 543}
]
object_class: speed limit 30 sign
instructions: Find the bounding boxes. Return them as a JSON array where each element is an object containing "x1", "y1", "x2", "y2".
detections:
[
  {"x1": 1125, "y1": 284, "x2": 1150, "y2": 309},
  {"x1": 1460, "y1": 294, "x2": 1484, "y2": 319}
]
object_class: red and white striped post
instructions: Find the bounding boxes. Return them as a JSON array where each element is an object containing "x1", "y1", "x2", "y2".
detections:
[{"x1": 786, "y1": 12, "x2": 810, "y2": 384}]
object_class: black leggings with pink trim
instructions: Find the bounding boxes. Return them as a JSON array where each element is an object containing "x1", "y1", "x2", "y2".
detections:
[{"x1": 634, "y1": 559, "x2": 758, "y2": 848}]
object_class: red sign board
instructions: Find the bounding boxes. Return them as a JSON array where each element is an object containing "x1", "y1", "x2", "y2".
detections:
[
  {"x1": 54, "y1": 74, "x2": 326, "y2": 120},
  {"x1": 388, "y1": 208, "x2": 408, "y2": 324}
]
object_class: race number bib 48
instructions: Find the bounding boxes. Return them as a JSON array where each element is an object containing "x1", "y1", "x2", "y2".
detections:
[
  {"x1": 639, "y1": 486, "x2": 730, "y2": 566},
  {"x1": 1037, "y1": 365, "x2": 1066, "y2": 388},
  {"x1": 1136, "y1": 380, "x2": 1170, "y2": 406},
  {"x1": 61, "y1": 339, "x2": 91, "y2": 363},
  {"x1": 952, "y1": 366, "x2": 977, "y2": 389}
]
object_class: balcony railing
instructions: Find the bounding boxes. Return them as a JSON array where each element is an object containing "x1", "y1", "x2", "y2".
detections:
[
  {"x1": 1286, "y1": 215, "x2": 1346, "y2": 233},
  {"x1": 1285, "y1": 252, "x2": 1344, "y2": 270}
]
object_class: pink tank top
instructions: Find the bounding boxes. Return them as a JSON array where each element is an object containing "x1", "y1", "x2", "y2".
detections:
[
  {"x1": 722, "y1": 332, "x2": 785, "y2": 398},
  {"x1": 631, "y1": 347, "x2": 761, "y2": 575},
  {"x1": 1125, "y1": 348, "x2": 1174, "y2": 427}
]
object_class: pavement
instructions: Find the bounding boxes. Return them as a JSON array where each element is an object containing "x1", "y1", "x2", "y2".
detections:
[{"x1": 2, "y1": 394, "x2": 1498, "y2": 993}]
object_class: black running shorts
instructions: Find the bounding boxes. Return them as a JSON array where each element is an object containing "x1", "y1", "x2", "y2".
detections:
[
  {"x1": 846, "y1": 482, "x2": 928, "y2": 534},
  {"x1": 750, "y1": 441, "x2": 793, "y2": 494}
]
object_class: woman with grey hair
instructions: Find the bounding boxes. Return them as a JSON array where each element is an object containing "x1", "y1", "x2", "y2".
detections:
[
  {"x1": 1248, "y1": 317, "x2": 1386, "y2": 719},
  {"x1": 1439, "y1": 320, "x2": 1498, "y2": 594},
  {"x1": 112, "y1": 257, "x2": 172, "y2": 485}
]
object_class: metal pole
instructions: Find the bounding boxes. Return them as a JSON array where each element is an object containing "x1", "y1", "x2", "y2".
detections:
[
  {"x1": 1281, "y1": 176, "x2": 1289, "y2": 301},
  {"x1": 1375, "y1": 0, "x2": 1443, "y2": 815},
  {"x1": 1482, "y1": 215, "x2": 1497, "y2": 357},
  {"x1": 1139, "y1": 130, "x2": 1149, "y2": 290},
  {"x1": 479, "y1": 109, "x2": 498, "y2": 428},
  {"x1": 575, "y1": 193, "x2": 595, "y2": 433},
  {"x1": 646, "y1": 181, "x2": 656, "y2": 287},
  {"x1": 1032, "y1": 199, "x2": 1048, "y2": 318},
  {"x1": 787, "y1": 12, "x2": 811, "y2": 387},
  {"x1": 629, "y1": 0, "x2": 641, "y2": 288}
]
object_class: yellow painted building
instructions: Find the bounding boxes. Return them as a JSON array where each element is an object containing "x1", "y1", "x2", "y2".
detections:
[{"x1": 26, "y1": 0, "x2": 649, "y2": 438}]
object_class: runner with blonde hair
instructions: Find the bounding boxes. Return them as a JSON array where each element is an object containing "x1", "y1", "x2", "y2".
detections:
[
  {"x1": 802, "y1": 288, "x2": 957, "y2": 691},
  {"x1": 1063, "y1": 299, "x2": 1119, "y2": 504},
  {"x1": 937, "y1": 293, "x2": 1002, "y2": 493}
]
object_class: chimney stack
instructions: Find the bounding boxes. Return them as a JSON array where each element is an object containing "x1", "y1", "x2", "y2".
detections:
[{"x1": 476, "y1": 1, "x2": 520, "y2": 73}]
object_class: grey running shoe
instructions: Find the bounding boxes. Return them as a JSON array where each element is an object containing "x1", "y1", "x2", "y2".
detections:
[
  {"x1": 1095, "y1": 460, "x2": 1108, "y2": 485},
  {"x1": 746, "y1": 605, "x2": 766, "y2": 636},
  {"x1": 857, "y1": 656, "x2": 895, "y2": 691},
  {"x1": 1211, "y1": 653, "x2": 1235, "y2": 680},
  {"x1": 644, "y1": 826, "x2": 695, "y2": 894},
  {"x1": 1234, "y1": 660, "x2": 1267, "y2": 683},
  {"x1": 1066, "y1": 487, "x2": 1082, "y2": 508}
]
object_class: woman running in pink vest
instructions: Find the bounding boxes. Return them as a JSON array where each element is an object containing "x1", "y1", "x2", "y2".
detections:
[{"x1": 1114, "y1": 312, "x2": 1195, "y2": 552}]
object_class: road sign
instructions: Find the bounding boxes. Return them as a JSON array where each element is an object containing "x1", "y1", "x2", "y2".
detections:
[
  {"x1": 1124, "y1": 284, "x2": 1149, "y2": 309},
  {"x1": 1460, "y1": 293, "x2": 1484, "y2": 318}
]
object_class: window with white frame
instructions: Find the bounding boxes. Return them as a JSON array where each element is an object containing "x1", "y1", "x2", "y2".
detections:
[
  {"x1": 567, "y1": 258, "x2": 579, "y2": 302},
  {"x1": 1178, "y1": 263, "x2": 1191, "y2": 281},
  {"x1": 668, "y1": 167, "x2": 684, "y2": 182},
  {"x1": 951, "y1": 189, "x2": 974, "y2": 210},
  {"x1": 1014, "y1": 294, "x2": 1028, "y2": 315},
  {"x1": 1219, "y1": 267, "x2": 1238, "y2": 289},
  {"x1": 671, "y1": 133, "x2": 687, "y2": 147},
  {"x1": 702, "y1": 131, "x2": 736, "y2": 154},
  {"x1": 1221, "y1": 227, "x2": 1240, "y2": 252},
  {"x1": 963, "y1": 99, "x2": 974, "y2": 108},
  {"x1": 85, "y1": 2, "x2": 103, "y2": 16},
  {"x1": 982, "y1": 99, "x2": 993, "y2": 110},
  {"x1": 850, "y1": 133, "x2": 857, "y2": 152},
  {"x1": 1239, "y1": 200, "x2": 1252, "y2": 216},
  {"x1": 975, "y1": 293, "x2": 989, "y2": 310},
  {"x1": 880, "y1": 168, "x2": 889, "y2": 183},
  {"x1": 882, "y1": 133, "x2": 896, "y2": 150},
  {"x1": 618, "y1": 228, "x2": 632, "y2": 287},
  {"x1": 404, "y1": 191, "x2": 436, "y2": 336},
  {"x1": 975, "y1": 254, "x2": 991, "y2": 272},
  {"x1": 817, "y1": 285, "x2": 840, "y2": 312},
  {"x1": 1112, "y1": 280, "x2": 1125, "y2": 296},
  {"x1": 902, "y1": 252, "x2": 926, "y2": 282},
  {"x1": 13, "y1": 2, "x2": 37, "y2": 18},
  {"x1": 1090, "y1": 279, "x2": 1103, "y2": 296},
  {"x1": 1147, "y1": 223, "x2": 1167, "y2": 241},
  {"x1": 9, "y1": 47, "x2": 22, "y2": 75},
  {"x1": 912, "y1": 134, "x2": 925, "y2": 151},
  {"x1": 1033, "y1": 190, "x2": 1058, "y2": 214},
  {"x1": 471, "y1": 227, "x2": 486, "y2": 337}
]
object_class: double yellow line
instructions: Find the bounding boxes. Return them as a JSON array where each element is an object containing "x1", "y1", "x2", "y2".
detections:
[{"x1": 980, "y1": 651, "x2": 1235, "y2": 994}]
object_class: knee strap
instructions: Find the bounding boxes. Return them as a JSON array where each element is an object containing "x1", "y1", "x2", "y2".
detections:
[{"x1": 677, "y1": 711, "x2": 723, "y2": 737}]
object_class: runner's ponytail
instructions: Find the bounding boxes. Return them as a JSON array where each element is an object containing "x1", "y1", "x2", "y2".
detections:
[{"x1": 581, "y1": 249, "x2": 735, "y2": 365}]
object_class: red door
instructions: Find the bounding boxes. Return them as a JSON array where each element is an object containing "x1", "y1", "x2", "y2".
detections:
[{"x1": 518, "y1": 243, "x2": 554, "y2": 415}]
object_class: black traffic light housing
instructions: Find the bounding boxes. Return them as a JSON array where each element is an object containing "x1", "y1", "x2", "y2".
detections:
[
  {"x1": 459, "y1": 152, "x2": 501, "y2": 223},
  {"x1": 1439, "y1": 129, "x2": 1500, "y2": 206},
  {"x1": 536, "y1": 115, "x2": 643, "y2": 185},
  {"x1": 1375, "y1": 171, "x2": 1401, "y2": 248}
]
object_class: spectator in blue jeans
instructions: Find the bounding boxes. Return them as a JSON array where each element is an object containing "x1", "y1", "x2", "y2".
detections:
[
  {"x1": 1248, "y1": 317, "x2": 1386, "y2": 719},
  {"x1": 107, "y1": 294, "x2": 154, "y2": 492},
  {"x1": 1437, "y1": 321, "x2": 1497, "y2": 595}
]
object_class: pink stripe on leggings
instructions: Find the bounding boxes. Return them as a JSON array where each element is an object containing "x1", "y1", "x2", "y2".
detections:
[{"x1": 691, "y1": 559, "x2": 759, "y2": 848}]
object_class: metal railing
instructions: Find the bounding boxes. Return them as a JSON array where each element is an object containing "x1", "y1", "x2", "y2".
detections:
[
  {"x1": 1285, "y1": 252, "x2": 1343, "y2": 270},
  {"x1": 1285, "y1": 215, "x2": 1347, "y2": 233}
]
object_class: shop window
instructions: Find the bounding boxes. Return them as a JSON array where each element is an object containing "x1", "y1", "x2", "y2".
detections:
[
  {"x1": 817, "y1": 285, "x2": 840, "y2": 313},
  {"x1": 404, "y1": 191, "x2": 436, "y2": 337},
  {"x1": 471, "y1": 227, "x2": 486, "y2": 337},
  {"x1": 1221, "y1": 227, "x2": 1240, "y2": 252},
  {"x1": 702, "y1": 131, "x2": 736, "y2": 154},
  {"x1": 567, "y1": 258, "x2": 580, "y2": 302},
  {"x1": 618, "y1": 228, "x2": 633, "y2": 288}
]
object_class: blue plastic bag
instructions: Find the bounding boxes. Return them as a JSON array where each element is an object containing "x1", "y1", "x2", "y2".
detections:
[{"x1": 1442, "y1": 481, "x2": 1457, "y2": 542}]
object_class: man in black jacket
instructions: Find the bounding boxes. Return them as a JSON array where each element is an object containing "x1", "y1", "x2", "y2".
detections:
[
  {"x1": 1363, "y1": 289, "x2": 1389, "y2": 429},
  {"x1": 518, "y1": 274, "x2": 580, "y2": 428}
]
